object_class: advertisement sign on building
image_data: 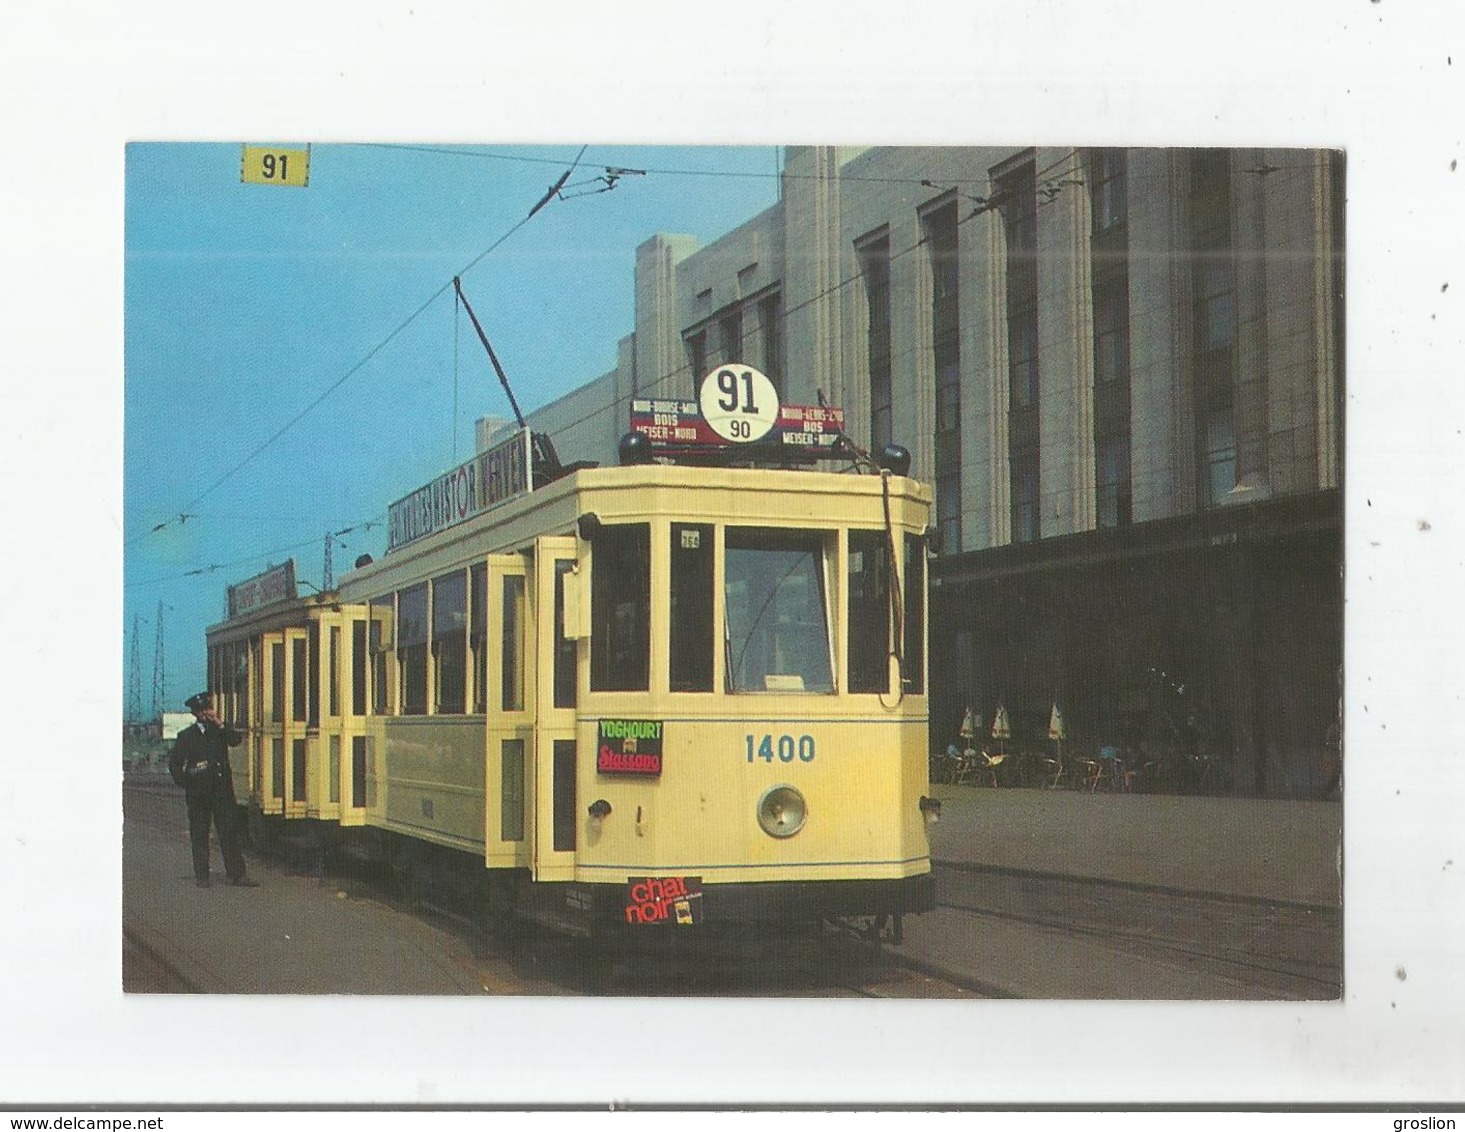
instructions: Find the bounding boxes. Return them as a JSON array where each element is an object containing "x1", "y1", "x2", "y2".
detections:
[
  {"x1": 226, "y1": 560, "x2": 298, "y2": 618},
  {"x1": 386, "y1": 427, "x2": 533, "y2": 553}
]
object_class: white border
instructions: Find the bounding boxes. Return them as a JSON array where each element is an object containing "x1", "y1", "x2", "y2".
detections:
[{"x1": 6, "y1": 0, "x2": 1465, "y2": 1107}]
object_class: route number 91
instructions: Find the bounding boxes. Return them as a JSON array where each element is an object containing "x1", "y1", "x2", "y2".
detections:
[
  {"x1": 746, "y1": 734, "x2": 816, "y2": 763},
  {"x1": 699, "y1": 365, "x2": 779, "y2": 444}
]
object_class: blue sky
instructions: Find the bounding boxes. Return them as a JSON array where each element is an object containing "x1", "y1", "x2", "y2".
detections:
[{"x1": 124, "y1": 143, "x2": 782, "y2": 712}]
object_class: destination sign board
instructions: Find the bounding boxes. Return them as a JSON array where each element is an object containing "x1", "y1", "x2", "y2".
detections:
[
  {"x1": 630, "y1": 396, "x2": 845, "y2": 453},
  {"x1": 227, "y1": 560, "x2": 298, "y2": 618},
  {"x1": 387, "y1": 428, "x2": 533, "y2": 553}
]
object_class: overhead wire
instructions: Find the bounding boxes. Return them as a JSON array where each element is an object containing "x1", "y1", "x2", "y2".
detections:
[{"x1": 129, "y1": 145, "x2": 592, "y2": 549}]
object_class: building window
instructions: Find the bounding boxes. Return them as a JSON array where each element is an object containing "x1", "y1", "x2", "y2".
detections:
[
  {"x1": 1091, "y1": 149, "x2": 1127, "y2": 235},
  {"x1": 591, "y1": 524, "x2": 650, "y2": 692},
  {"x1": 1090, "y1": 151, "x2": 1132, "y2": 529},
  {"x1": 758, "y1": 293, "x2": 783, "y2": 396},
  {"x1": 1000, "y1": 162, "x2": 1040, "y2": 543},
  {"x1": 718, "y1": 307, "x2": 743, "y2": 366},
  {"x1": 925, "y1": 202, "x2": 961, "y2": 555},
  {"x1": 1096, "y1": 434, "x2": 1132, "y2": 528},
  {"x1": 1190, "y1": 149, "x2": 1237, "y2": 507},
  {"x1": 858, "y1": 235, "x2": 893, "y2": 453},
  {"x1": 1011, "y1": 452, "x2": 1040, "y2": 544},
  {"x1": 432, "y1": 570, "x2": 466, "y2": 714},
  {"x1": 686, "y1": 329, "x2": 708, "y2": 384}
]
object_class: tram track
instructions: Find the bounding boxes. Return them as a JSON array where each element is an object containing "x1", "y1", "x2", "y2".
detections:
[{"x1": 926, "y1": 861, "x2": 1341, "y2": 999}]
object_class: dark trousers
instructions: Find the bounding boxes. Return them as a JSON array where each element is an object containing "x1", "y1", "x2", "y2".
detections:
[{"x1": 185, "y1": 792, "x2": 247, "y2": 881}]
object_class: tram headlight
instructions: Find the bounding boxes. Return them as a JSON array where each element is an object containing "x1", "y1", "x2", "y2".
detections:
[{"x1": 757, "y1": 785, "x2": 807, "y2": 839}]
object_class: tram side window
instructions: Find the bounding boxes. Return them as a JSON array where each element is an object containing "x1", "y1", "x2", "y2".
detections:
[
  {"x1": 271, "y1": 641, "x2": 285, "y2": 722},
  {"x1": 307, "y1": 622, "x2": 320, "y2": 726},
  {"x1": 904, "y1": 533, "x2": 927, "y2": 694},
  {"x1": 433, "y1": 570, "x2": 467, "y2": 714},
  {"x1": 590, "y1": 523, "x2": 650, "y2": 692},
  {"x1": 369, "y1": 599, "x2": 393, "y2": 715},
  {"x1": 351, "y1": 620, "x2": 367, "y2": 716},
  {"x1": 329, "y1": 626, "x2": 341, "y2": 717},
  {"x1": 234, "y1": 644, "x2": 249, "y2": 724},
  {"x1": 725, "y1": 528, "x2": 835, "y2": 694},
  {"x1": 553, "y1": 561, "x2": 577, "y2": 709},
  {"x1": 848, "y1": 530, "x2": 891, "y2": 694},
  {"x1": 502, "y1": 573, "x2": 526, "y2": 712},
  {"x1": 398, "y1": 583, "x2": 429, "y2": 715},
  {"x1": 470, "y1": 562, "x2": 487, "y2": 713},
  {"x1": 670, "y1": 523, "x2": 714, "y2": 692},
  {"x1": 292, "y1": 637, "x2": 308, "y2": 722}
]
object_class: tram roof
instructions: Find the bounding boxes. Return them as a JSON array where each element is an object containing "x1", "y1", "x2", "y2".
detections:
[{"x1": 339, "y1": 460, "x2": 930, "y2": 599}]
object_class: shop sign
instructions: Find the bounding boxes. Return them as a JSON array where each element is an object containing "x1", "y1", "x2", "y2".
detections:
[
  {"x1": 386, "y1": 428, "x2": 532, "y2": 552},
  {"x1": 624, "y1": 876, "x2": 702, "y2": 926},
  {"x1": 227, "y1": 560, "x2": 298, "y2": 618},
  {"x1": 596, "y1": 718, "x2": 664, "y2": 776}
]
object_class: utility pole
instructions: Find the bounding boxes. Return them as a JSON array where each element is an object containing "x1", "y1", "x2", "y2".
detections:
[
  {"x1": 151, "y1": 601, "x2": 166, "y2": 718},
  {"x1": 128, "y1": 614, "x2": 143, "y2": 725}
]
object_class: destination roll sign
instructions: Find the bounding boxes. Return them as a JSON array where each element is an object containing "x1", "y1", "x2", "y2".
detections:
[{"x1": 630, "y1": 366, "x2": 845, "y2": 456}]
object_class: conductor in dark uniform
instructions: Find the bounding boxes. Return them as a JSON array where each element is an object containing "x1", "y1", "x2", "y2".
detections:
[{"x1": 168, "y1": 691, "x2": 258, "y2": 888}]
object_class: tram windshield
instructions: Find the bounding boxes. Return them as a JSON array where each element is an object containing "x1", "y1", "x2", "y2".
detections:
[{"x1": 724, "y1": 528, "x2": 834, "y2": 694}]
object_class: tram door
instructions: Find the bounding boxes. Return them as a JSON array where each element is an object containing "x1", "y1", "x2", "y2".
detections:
[
  {"x1": 485, "y1": 553, "x2": 534, "y2": 872},
  {"x1": 533, "y1": 536, "x2": 580, "y2": 882}
]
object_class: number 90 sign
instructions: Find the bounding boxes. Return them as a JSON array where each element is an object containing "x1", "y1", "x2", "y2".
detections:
[{"x1": 699, "y1": 366, "x2": 780, "y2": 444}]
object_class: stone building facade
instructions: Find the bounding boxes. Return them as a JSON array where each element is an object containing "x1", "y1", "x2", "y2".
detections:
[{"x1": 524, "y1": 145, "x2": 1344, "y2": 798}]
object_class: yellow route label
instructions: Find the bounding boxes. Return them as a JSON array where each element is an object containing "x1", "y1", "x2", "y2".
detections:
[{"x1": 240, "y1": 145, "x2": 310, "y2": 187}]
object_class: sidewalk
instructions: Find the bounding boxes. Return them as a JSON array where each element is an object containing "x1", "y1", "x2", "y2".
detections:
[
  {"x1": 926, "y1": 783, "x2": 1342, "y2": 908},
  {"x1": 123, "y1": 776, "x2": 491, "y2": 994},
  {"x1": 892, "y1": 784, "x2": 1343, "y2": 999}
]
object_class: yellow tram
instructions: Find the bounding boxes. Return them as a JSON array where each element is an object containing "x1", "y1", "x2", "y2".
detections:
[{"x1": 205, "y1": 368, "x2": 938, "y2": 936}]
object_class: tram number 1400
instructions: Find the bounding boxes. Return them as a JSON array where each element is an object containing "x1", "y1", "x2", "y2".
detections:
[{"x1": 746, "y1": 734, "x2": 816, "y2": 764}]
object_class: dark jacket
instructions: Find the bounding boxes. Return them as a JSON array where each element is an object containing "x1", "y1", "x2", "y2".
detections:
[{"x1": 168, "y1": 719, "x2": 245, "y2": 800}]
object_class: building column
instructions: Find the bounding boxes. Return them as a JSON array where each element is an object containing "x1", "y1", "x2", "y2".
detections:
[
  {"x1": 781, "y1": 146, "x2": 846, "y2": 409},
  {"x1": 1126, "y1": 148, "x2": 1187, "y2": 522},
  {"x1": 634, "y1": 233, "x2": 699, "y2": 401},
  {"x1": 1036, "y1": 148, "x2": 1094, "y2": 538},
  {"x1": 963, "y1": 203, "x2": 1006, "y2": 550}
]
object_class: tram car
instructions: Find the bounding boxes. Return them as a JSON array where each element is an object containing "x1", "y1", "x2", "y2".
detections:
[{"x1": 204, "y1": 367, "x2": 938, "y2": 937}]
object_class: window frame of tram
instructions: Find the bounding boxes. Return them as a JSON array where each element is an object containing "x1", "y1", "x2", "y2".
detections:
[
  {"x1": 432, "y1": 569, "x2": 468, "y2": 715},
  {"x1": 470, "y1": 561, "x2": 488, "y2": 714},
  {"x1": 903, "y1": 532, "x2": 927, "y2": 694},
  {"x1": 270, "y1": 640, "x2": 285, "y2": 723},
  {"x1": 552, "y1": 563, "x2": 576, "y2": 709},
  {"x1": 670, "y1": 522, "x2": 714, "y2": 693},
  {"x1": 590, "y1": 523, "x2": 651, "y2": 693},
  {"x1": 847, "y1": 529, "x2": 892, "y2": 694},
  {"x1": 502, "y1": 572, "x2": 528, "y2": 712},
  {"x1": 724, "y1": 527, "x2": 836, "y2": 695},
  {"x1": 368, "y1": 598, "x2": 393, "y2": 715},
  {"x1": 397, "y1": 582, "x2": 429, "y2": 716}
]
